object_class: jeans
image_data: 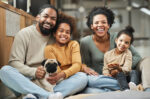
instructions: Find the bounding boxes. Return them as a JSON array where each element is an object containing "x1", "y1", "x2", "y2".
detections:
[
  {"x1": 0, "y1": 65, "x2": 88, "y2": 98},
  {"x1": 82, "y1": 75, "x2": 120, "y2": 93},
  {"x1": 116, "y1": 72, "x2": 129, "y2": 90},
  {"x1": 130, "y1": 70, "x2": 140, "y2": 85},
  {"x1": 116, "y1": 70, "x2": 139, "y2": 91}
]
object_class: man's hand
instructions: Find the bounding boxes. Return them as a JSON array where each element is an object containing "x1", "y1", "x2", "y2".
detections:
[
  {"x1": 47, "y1": 72, "x2": 66, "y2": 85},
  {"x1": 35, "y1": 66, "x2": 46, "y2": 79}
]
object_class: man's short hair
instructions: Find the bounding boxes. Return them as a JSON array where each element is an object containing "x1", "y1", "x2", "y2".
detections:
[{"x1": 38, "y1": 4, "x2": 58, "y2": 18}]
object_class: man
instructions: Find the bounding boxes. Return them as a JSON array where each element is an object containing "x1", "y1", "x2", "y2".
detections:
[{"x1": 0, "y1": 4, "x2": 87, "y2": 99}]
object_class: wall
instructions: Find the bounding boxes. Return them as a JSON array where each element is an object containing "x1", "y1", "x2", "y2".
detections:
[{"x1": 0, "y1": 1, "x2": 35, "y2": 68}]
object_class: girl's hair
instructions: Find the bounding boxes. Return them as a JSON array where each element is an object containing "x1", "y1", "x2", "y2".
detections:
[
  {"x1": 86, "y1": 7, "x2": 115, "y2": 29},
  {"x1": 117, "y1": 26, "x2": 135, "y2": 44},
  {"x1": 54, "y1": 12, "x2": 76, "y2": 35}
]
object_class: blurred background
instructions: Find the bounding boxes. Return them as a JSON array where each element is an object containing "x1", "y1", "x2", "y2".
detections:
[
  {"x1": 57, "y1": 0, "x2": 150, "y2": 58},
  {"x1": 56, "y1": 0, "x2": 150, "y2": 58},
  {"x1": 1, "y1": 0, "x2": 150, "y2": 57},
  {"x1": 0, "y1": 0, "x2": 150, "y2": 98}
]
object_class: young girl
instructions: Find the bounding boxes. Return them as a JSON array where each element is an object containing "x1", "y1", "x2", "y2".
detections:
[
  {"x1": 44, "y1": 13, "x2": 87, "y2": 97},
  {"x1": 103, "y1": 26, "x2": 139, "y2": 91}
]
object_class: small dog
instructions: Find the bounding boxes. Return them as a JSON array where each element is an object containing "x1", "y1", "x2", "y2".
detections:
[{"x1": 39, "y1": 59, "x2": 61, "y2": 92}]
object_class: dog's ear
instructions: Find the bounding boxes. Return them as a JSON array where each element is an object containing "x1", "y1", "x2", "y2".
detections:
[
  {"x1": 57, "y1": 61, "x2": 61, "y2": 66},
  {"x1": 41, "y1": 59, "x2": 47, "y2": 66}
]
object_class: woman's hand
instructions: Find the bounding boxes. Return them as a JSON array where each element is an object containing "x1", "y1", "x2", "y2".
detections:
[
  {"x1": 46, "y1": 72, "x2": 66, "y2": 85},
  {"x1": 35, "y1": 66, "x2": 46, "y2": 79},
  {"x1": 82, "y1": 64, "x2": 99, "y2": 76}
]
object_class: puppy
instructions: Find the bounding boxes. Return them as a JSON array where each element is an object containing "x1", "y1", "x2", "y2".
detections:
[{"x1": 39, "y1": 59, "x2": 61, "y2": 92}]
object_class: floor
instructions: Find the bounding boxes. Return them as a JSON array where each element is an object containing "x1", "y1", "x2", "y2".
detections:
[{"x1": 0, "y1": 82, "x2": 16, "y2": 99}]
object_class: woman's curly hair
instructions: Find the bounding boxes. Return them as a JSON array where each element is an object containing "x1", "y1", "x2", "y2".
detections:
[
  {"x1": 86, "y1": 7, "x2": 115, "y2": 29},
  {"x1": 54, "y1": 12, "x2": 77, "y2": 35}
]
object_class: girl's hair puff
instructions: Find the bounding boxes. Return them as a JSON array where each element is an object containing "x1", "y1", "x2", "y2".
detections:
[{"x1": 117, "y1": 25, "x2": 135, "y2": 44}]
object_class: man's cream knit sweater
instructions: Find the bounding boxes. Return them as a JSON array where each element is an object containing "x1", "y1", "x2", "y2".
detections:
[{"x1": 8, "y1": 25, "x2": 54, "y2": 78}]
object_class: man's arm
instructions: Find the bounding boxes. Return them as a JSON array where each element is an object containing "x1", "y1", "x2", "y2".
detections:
[{"x1": 9, "y1": 30, "x2": 37, "y2": 78}]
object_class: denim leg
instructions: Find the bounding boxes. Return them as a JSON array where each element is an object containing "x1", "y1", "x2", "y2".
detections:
[
  {"x1": 54, "y1": 72, "x2": 88, "y2": 97},
  {"x1": 87, "y1": 75, "x2": 120, "y2": 91},
  {"x1": 9, "y1": 87, "x2": 22, "y2": 97},
  {"x1": 116, "y1": 72, "x2": 129, "y2": 91},
  {"x1": 130, "y1": 70, "x2": 140, "y2": 85},
  {"x1": 82, "y1": 87, "x2": 107, "y2": 93},
  {"x1": 82, "y1": 87, "x2": 113, "y2": 94},
  {"x1": 0, "y1": 66, "x2": 50, "y2": 99}
]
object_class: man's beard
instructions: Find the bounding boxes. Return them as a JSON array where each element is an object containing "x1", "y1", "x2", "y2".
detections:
[{"x1": 39, "y1": 22, "x2": 54, "y2": 36}]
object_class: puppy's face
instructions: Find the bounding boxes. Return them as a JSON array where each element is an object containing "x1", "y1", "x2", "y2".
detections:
[{"x1": 42, "y1": 59, "x2": 60, "y2": 74}]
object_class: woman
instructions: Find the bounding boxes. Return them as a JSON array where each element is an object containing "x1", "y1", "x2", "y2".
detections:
[{"x1": 80, "y1": 7, "x2": 145, "y2": 93}]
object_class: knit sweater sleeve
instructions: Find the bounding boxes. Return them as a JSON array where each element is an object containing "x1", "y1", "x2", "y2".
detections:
[
  {"x1": 63, "y1": 41, "x2": 82, "y2": 78},
  {"x1": 103, "y1": 53, "x2": 110, "y2": 75},
  {"x1": 8, "y1": 29, "x2": 37, "y2": 78},
  {"x1": 121, "y1": 50, "x2": 132, "y2": 73}
]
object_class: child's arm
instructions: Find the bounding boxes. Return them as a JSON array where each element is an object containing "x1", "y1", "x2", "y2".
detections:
[
  {"x1": 103, "y1": 53, "x2": 111, "y2": 76},
  {"x1": 121, "y1": 50, "x2": 132, "y2": 73},
  {"x1": 62, "y1": 41, "x2": 82, "y2": 78}
]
